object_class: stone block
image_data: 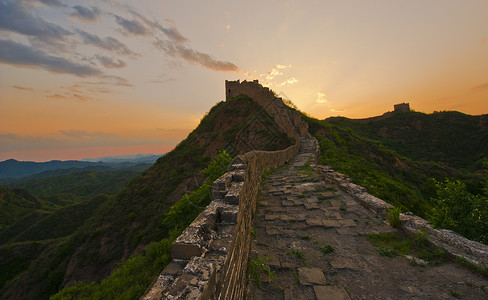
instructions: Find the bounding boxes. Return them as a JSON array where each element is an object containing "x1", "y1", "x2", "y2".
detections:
[
  {"x1": 224, "y1": 182, "x2": 243, "y2": 204},
  {"x1": 220, "y1": 206, "x2": 238, "y2": 224},
  {"x1": 232, "y1": 170, "x2": 245, "y2": 182},
  {"x1": 306, "y1": 219, "x2": 323, "y2": 227},
  {"x1": 265, "y1": 214, "x2": 280, "y2": 221},
  {"x1": 297, "y1": 267, "x2": 327, "y2": 285},
  {"x1": 313, "y1": 285, "x2": 351, "y2": 300},
  {"x1": 339, "y1": 219, "x2": 356, "y2": 227},
  {"x1": 171, "y1": 242, "x2": 202, "y2": 260},
  {"x1": 162, "y1": 260, "x2": 185, "y2": 276},
  {"x1": 322, "y1": 220, "x2": 341, "y2": 228}
]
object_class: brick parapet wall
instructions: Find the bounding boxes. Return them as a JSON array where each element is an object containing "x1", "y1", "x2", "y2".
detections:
[{"x1": 141, "y1": 143, "x2": 300, "y2": 300}]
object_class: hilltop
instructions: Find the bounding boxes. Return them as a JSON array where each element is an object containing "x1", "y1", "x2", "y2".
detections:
[{"x1": 325, "y1": 106, "x2": 488, "y2": 172}]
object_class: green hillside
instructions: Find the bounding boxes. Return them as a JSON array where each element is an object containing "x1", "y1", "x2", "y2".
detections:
[
  {"x1": 0, "y1": 95, "x2": 294, "y2": 300},
  {"x1": 326, "y1": 111, "x2": 488, "y2": 171},
  {"x1": 6, "y1": 164, "x2": 150, "y2": 200}
]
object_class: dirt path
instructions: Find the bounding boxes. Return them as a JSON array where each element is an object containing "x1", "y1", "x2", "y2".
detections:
[{"x1": 247, "y1": 138, "x2": 488, "y2": 300}]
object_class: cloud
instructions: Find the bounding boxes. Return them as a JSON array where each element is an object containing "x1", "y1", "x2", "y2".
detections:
[
  {"x1": 60, "y1": 130, "x2": 116, "y2": 139},
  {"x1": 0, "y1": 1, "x2": 71, "y2": 41},
  {"x1": 76, "y1": 30, "x2": 138, "y2": 57},
  {"x1": 316, "y1": 92, "x2": 327, "y2": 104},
  {"x1": 261, "y1": 64, "x2": 293, "y2": 82},
  {"x1": 264, "y1": 68, "x2": 283, "y2": 80},
  {"x1": 95, "y1": 55, "x2": 126, "y2": 69},
  {"x1": 154, "y1": 39, "x2": 239, "y2": 72},
  {"x1": 101, "y1": 75, "x2": 134, "y2": 87},
  {"x1": 128, "y1": 10, "x2": 187, "y2": 43},
  {"x1": 46, "y1": 93, "x2": 69, "y2": 100},
  {"x1": 115, "y1": 15, "x2": 148, "y2": 36},
  {"x1": 12, "y1": 85, "x2": 35, "y2": 92},
  {"x1": 472, "y1": 82, "x2": 488, "y2": 91},
  {"x1": 280, "y1": 77, "x2": 298, "y2": 86},
  {"x1": 70, "y1": 5, "x2": 101, "y2": 22},
  {"x1": 0, "y1": 39, "x2": 103, "y2": 77},
  {"x1": 37, "y1": 0, "x2": 64, "y2": 7},
  {"x1": 152, "y1": 78, "x2": 176, "y2": 84}
]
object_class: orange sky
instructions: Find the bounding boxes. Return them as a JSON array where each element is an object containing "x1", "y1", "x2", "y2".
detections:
[{"x1": 1, "y1": 0, "x2": 487, "y2": 161}]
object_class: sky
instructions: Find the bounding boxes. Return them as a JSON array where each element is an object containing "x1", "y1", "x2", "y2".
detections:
[{"x1": 1, "y1": 0, "x2": 487, "y2": 162}]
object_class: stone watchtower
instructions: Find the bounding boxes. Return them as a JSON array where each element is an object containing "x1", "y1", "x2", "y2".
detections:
[
  {"x1": 225, "y1": 79, "x2": 260, "y2": 100},
  {"x1": 394, "y1": 103, "x2": 410, "y2": 113}
]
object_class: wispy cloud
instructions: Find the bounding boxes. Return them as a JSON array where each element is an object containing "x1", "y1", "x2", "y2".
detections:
[
  {"x1": 128, "y1": 10, "x2": 188, "y2": 43},
  {"x1": 76, "y1": 29, "x2": 138, "y2": 57},
  {"x1": 0, "y1": 1, "x2": 71, "y2": 42},
  {"x1": 154, "y1": 39, "x2": 239, "y2": 72},
  {"x1": 95, "y1": 55, "x2": 126, "y2": 69},
  {"x1": 280, "y1": 77, "x2": 298, "y2": 86},
  {"x1": 115, "y1": 15, "x2": 149, "y2": 36},
  {"x1": 0, "y1": 39, "x2": 102, "y2": 77},
  {"x1": 259, "y1": 64, "x2": 296, "y2": 86},
  {"x1": 60, "y1": 129, "x2": 116, "y2": 139},
  {"x1": 37, "y1": 0, "x2": 64, "y2": 7},
  {"x1": 70, "y1": 5, "x2": 101, "y2": 22},
  {"x1": 472, "y1": 81, "x2": 488, "y2": 91},
  {"x1": 12, "y1": 85, "x2": 35, "y2": 92}
]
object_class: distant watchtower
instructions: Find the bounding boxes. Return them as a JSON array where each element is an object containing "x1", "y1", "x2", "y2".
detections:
[{"x1": 394, "y1": 103, "x2": 410, "y2": 113}]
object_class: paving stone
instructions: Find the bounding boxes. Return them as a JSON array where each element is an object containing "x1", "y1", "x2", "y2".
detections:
[
  {"x1": 329, "y1": 199, "x2": 342, "y2": 207},
  {"x1": 324, "y1": 211, "x2": 342, "y2": 219},
  {"x1": 265, "y1": 214, "x2": 280, "y2": 221},
  {"x1": 297, "y1": 267, "x2": 327, "y2": 285},
  {"x1": 265, "y1": 227, "x2": 282, "y2": 235},
  {"x1": 280, "y1": 215, "x2": 295, "y2": 222},
  {"x1": 313, "y1": 285, "x2": 351, "y2": 300},
  {"x1": 339, "y1": 219, "x2": 357, "y2": 227},
  {"x1": 282, "y1": 200, "x2": 295, "y2": 207},
  {"x1": 304, "y1": 203, "x2": 319, "y2": 210},
  {"x1": 336, "y1": 227, "x2": 356, "y2": 235},
  {"x1": 322, "y1": 220, "x2": 341, "y2": 228},
  {"x1": 306, "y1": 219, "x2": 324, "y2": 227}
]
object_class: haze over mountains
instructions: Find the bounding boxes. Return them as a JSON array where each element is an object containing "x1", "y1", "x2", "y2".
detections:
[{"x1": 0, "y1": 154, "x2": 162, "y2": 179}]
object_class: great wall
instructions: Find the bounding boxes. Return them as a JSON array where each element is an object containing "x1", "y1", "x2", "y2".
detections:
[{"x1": 142, "y1": 80, "x2": 488, "y2": 299}]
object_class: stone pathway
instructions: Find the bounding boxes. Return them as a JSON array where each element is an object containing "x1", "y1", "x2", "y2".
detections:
[{"x1": 247, "y1": 138, "x2": 488, "y2": 299}]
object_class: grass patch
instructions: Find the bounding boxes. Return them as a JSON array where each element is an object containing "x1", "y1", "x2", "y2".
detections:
[
  {"x1": 301, "y1": 235, "x2": 311, "y2": 241},
  {"x1": 317, "y1": 195, "x2": 329, "y2": 204},
  {"x1": 456, "y1": 256, "x2": 488, "y2": 279},
  {"x1": 387, "y1": 206, "x2": 402, "y2": 228},
  {"x1": 248, "y1": 257, "x2": 277, "y2": 290},
  {"x1": 286, "y1": 249, "x2": 305, "y2": 260},
  {"x1": 298, "y1": 159, "x2": 313, "y2": 175},
  {"x1": 251, "y1": 227, "x2": 257, "y2": 239},
  {"x1": 317, "y1": 243, "x2": 335, "y2": 256},
  {"x1": 367, "y1": 230, "x2": 448, "y2": 264}
]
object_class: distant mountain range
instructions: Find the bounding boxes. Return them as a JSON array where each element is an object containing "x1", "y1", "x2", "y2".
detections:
[{"x1": 0, "y1": 154, "x2": 162, "y2": 179}]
